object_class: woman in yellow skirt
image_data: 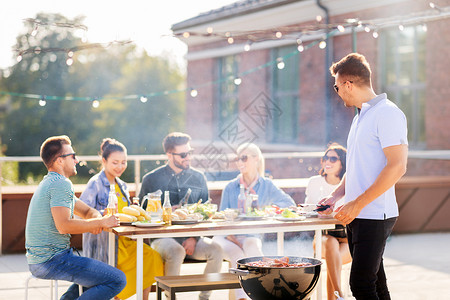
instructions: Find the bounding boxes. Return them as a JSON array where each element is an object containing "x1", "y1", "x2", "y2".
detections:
[{"x1": 80, "y1": 138, "x2": 163, "y2": 300}]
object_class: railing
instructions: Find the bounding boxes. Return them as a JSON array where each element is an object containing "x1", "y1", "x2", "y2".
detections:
[{"x1": 1, "y1": 150, "x2": 449, "y2": 254}]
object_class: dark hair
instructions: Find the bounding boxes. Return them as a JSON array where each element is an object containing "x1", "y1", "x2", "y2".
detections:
[
  {"x1": 329, "y1": 53, "x2": 372, "y2": 87},
  {"x1": 162, "y1": 132, "x2": 191, "y2": 153},
  {"x1": 40, "y1": 135, "x2": 72, "y2": 168},
  {"x1": 100, "y1": 138, "x2": 126, "y2": 160},
  {"x1": 319, "y1": 143, "x2": 347, "y2": 180}
]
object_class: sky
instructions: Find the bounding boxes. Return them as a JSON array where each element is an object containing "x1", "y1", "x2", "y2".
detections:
[{"x1": 0, "y1": 0, "x2": 237, "y2": 69}]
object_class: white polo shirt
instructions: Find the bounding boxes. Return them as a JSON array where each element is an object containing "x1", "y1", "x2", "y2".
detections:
[{"x1": 345, "y1": 93, "x2": 408, "y2": 220}]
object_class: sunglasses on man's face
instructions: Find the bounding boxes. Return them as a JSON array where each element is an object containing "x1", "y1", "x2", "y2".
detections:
[
  {"x1": 322, "y1": 155, "x2": 339, "y2": 163},
  {"x1": 59, "y1": 152, "x2": 77, "y2": 160},
  {"x1": 234, "y1": 155, "x2": 249, "y2": 163},
  {"x1": 171, "y1": 150, "x2": 194, "y2": 159}
]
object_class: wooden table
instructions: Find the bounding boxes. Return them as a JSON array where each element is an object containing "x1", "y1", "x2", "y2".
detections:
[{"x1": 109, "y1": 217, "x2": 340, "y2": 300}]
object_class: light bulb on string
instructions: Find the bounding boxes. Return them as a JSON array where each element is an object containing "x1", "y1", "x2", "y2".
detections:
[
  {"x1": 244, "y1": 42, "x2": 251, "y2": 52},
  {"x1": 66, "y1": 57, "x2": 73, "y2": 66},
  {"x1": 319, "y1": 40, "x2": 327, "y2": 49},
  {"x1": 234, "y1": 77, "x2": 242, "y2": 85},
  {"x1": 16, "y1": 55, "x2": 23, "y2": 62},
  {"x1": 422, "y1": 24, "x2": 428, "y2": 32},
  {"x1": 140, "y1": 96, "x2": 148, "y2": 103},
  {"x1": 364, "y1": 26, "x2": 371, "y2": 33},
  {"x1": 68, "y1": 51, "x2": 74, "y2": 58},
  {"x1": 227, "y1": 37, "x2": 234, "y2": 44},
  {"x1": 357, "y1": 21, "x2": 363, "y2": 28},
  {"x1": 276, "y1": 58, "x2": 285, "y2": 70},
  {"x1": 206, "y1": 27, "x2": 213, "y2": 34},
  {"x1": 372, "y1": 31, "x2": 379, "y2": 38},
  {"x1": 399, "y1": 24, "x2": 404, "y2": 31},
  {"x1": 337, "y1": 25, "x2": 345, "y2": 32},
  {"x1": 31, "y1": 25, "x2": 38, "y2": 37},
  {"x1": 39, "y1": 97, "x2": 46, "y2": 107},
  {"x1": 275, "y1": 31, "x2": 282, "y2": 38},
  {"x1": 296, "y1": 38, "x2": 302, "y2": 45},
  {"x1": 297, "y1": 45, "x2": 304, "y2": 52},
  {"x1": 92, "y1": 100, "x2": 100, "y2": 108},
  {"x1": 316, "y1": 15, "x2": 322, "y2": 22},
  {"x1": 190, "y1": 89, "x2": 198, "y2": 98},
  {"x1": 182, "y1": 32, "x2": 190, "y2": 38}
]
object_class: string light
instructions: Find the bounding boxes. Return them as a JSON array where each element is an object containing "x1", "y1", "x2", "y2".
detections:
[
  {"x1": 276, "y1": 58, "x2": 285, "y2": 70},
  {"x1": 422, "y1": 24, "x2": 428, "y2": 32},
  {"x1": 275, "y1": 31, "x2": 282, "y2": 38},
  {"x1": 92, "y1": 100, "x2": 100, "y2": 108},
  {"x1": 244, "y1": 42, "x2": 251, "y2": 52},
  {"x1": 182, "y1": 32, "x2": 190, "y2": 38},
  {"x1": 39, "y1": 97, "x2": 46, "y2": 107},
  {"x1": 399, "y1": 24, "x2": 405, "y2": 31},
  {"x1": 319, "y1": 40, "x2": 327, "y2": 49},
  {"x1": 66, "y1": 57, "x2": 73, "y2": 66},
  {"x1": 316, "y1": 15, "x2": 322, "y2": 22},
  {"x1": 3, "y1": 5, "x2": 446, "y2": 106},
  {"x1": 31, "y1": 25, "x2": 39, "y2": 37},
  {"x1": 364, "y1": 26, "x2": 371, "y2": 32},
  {"x1": 234, "y1": 77, "x2": 242, "y2": 85},
  {"x1": 227, "y1": 37, "x2": 234, "y2": 44},
  {"x1": 140, "y1": 96, "x2": 148, "y2": 103},
  {"x1": 190, "y1": 89, "x2": 198, "y2": 97},
  {"x1": 206, "y1": 27, "x2": 213, "y2": 34},
  {"x1": 15, "y1": 40, "x2": 133, "y2": 60}
]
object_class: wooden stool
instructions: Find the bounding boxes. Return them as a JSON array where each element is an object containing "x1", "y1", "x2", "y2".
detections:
[{"x1": 155, "y1": 273, "x2": 241, "y2": 300}]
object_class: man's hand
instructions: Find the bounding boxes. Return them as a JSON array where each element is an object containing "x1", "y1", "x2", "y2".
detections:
[
  {"x1": 334, "y1": 199, "x2": 364, "y2": 225},
  {"x1": 101, "y1": 214, "x2": 120, "y2": 229},
  {"x1": 182, "y1": 237, "x2": 197, "y2": 255}
]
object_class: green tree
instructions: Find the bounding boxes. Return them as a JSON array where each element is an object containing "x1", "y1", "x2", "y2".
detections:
[{"x1": 0, "y1": 13, "x2": 185, "y2": 183}]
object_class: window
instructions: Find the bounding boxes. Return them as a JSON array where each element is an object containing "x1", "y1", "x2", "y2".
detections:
[
  {"x1": 270, "y1": 45, "x2": 299, "y2": 143},
  {"x1": 216, "y1": 55, "x2": 239, "y2": 132},
  {"x1": 380, "y1": 25, "x2": 426, "y2": 147}
]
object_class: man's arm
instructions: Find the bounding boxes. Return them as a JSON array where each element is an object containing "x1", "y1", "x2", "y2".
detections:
[
  {"x1": 335, "y1": 144, "x2": 408, "y2": 224},
  {"x1": 52, "y1": 200, "x2": 119, "y2": 235}
]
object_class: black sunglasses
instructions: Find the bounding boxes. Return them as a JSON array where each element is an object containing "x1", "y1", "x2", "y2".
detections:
[
  {"x1": 59, "y1": 152, "x2": 76, "y2": 159},
  {"x1": 333, "y1": 80, "x2": 353, "y2": 93},
  {"x1": 171, "y1": 150, "x2": 194, "y2": 159},
  {"x1": 234, "y1": 155, "x2": 249, "y2": 163},
  {"x1": 322, "y1": 155, "x2": 339, "y2": 163}
]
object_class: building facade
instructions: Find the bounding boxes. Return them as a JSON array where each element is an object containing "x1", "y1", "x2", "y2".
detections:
[{"x1": 172, "y1": 0, "x2": 450, "y2": 179}]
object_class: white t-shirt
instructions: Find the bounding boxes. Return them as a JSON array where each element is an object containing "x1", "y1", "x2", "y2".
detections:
[
  {"x1": 305, "y1": 175, "x2": 339, "y2": 205},
  {"x1": 345, "y1": 93, "x2": 408, "y2": 220}
]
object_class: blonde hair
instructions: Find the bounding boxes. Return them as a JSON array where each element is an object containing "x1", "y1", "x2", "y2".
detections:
[{"x1": 237, "y1": 143, "x2": 265, "y2": 177}]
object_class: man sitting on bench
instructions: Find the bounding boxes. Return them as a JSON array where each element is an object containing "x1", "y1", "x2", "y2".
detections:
[{"x1": 139, "y1": 132, "x2": 224, "y2": 300}]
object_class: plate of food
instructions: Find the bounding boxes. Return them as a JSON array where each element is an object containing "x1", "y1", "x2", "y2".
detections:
[
  {"x1": 171, "y1": 219, "x2": 201, "y2": 225},
  {"x1": 274, "y1": 215, "x2": 306, "y2": 222},
  {"x1": 132, "y1": 221, "x2": 165, "y2": 227}
]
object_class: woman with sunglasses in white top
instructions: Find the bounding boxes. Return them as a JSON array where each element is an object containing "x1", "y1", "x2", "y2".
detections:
[
  {"x1": 305, "y1": 143, "x2": 351, "y2": 300},
  {"x1": 214, "y1": 142, "x2": 295, "y2": 300}
]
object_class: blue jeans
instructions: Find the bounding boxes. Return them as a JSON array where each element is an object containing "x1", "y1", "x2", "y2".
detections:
[
  {"x1": 29, "y1": 248, "x2": 126, "y2": 300},
  {"x1": 347, "y1": 217, "x2": 397, "y2": 300}
]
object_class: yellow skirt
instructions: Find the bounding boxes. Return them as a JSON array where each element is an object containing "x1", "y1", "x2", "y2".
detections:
[{"x1": 116, "y1": 236, "x2": 164, "y2": 299}]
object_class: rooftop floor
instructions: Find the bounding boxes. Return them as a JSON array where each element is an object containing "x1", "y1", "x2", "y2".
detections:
[{"x1": 1, "y1": 232, "x2": 449, "y2": 300}]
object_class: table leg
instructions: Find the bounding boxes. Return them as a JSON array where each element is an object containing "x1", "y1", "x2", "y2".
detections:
[
  {"x1": 136, "y1": 237, "x2": 143, "y2": 300},
  {"x1": 277, "y1": 232, "x2": 284, "y2": 255},
  {"x1": 108, "y1": 232, "x2": 115, "y2": 266},
  {"x1": 315, "y1": 229, "x2": 323, "y2": 300},
  {"x1": 157, "y1": 285, "x2": 162, "y2": 300}
]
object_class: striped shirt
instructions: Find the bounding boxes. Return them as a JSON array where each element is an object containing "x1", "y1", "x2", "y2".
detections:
[{"x1": 25, "y1": 172, "x2": 75, "y2": 264}]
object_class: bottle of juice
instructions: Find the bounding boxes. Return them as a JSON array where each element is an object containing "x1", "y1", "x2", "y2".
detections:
[
  {"x1": 106, "y1": 184, "x2": 118, "y2": 216},
  {"x1": 237, "y1": 184, "x2": 246, "y2": 214},
  {"x1": 162, "y1": 191, "x2": 172, "y2": 225}
]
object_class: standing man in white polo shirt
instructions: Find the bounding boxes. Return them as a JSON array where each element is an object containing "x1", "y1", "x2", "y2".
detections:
[{"x1": 320, "y1": 53, "x2": 408, "y2": 300}]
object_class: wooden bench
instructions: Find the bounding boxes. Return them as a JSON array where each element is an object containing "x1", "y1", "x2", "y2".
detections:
[{"x1": 155, "y1": 273, "x2": 241, "y2": 300}]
